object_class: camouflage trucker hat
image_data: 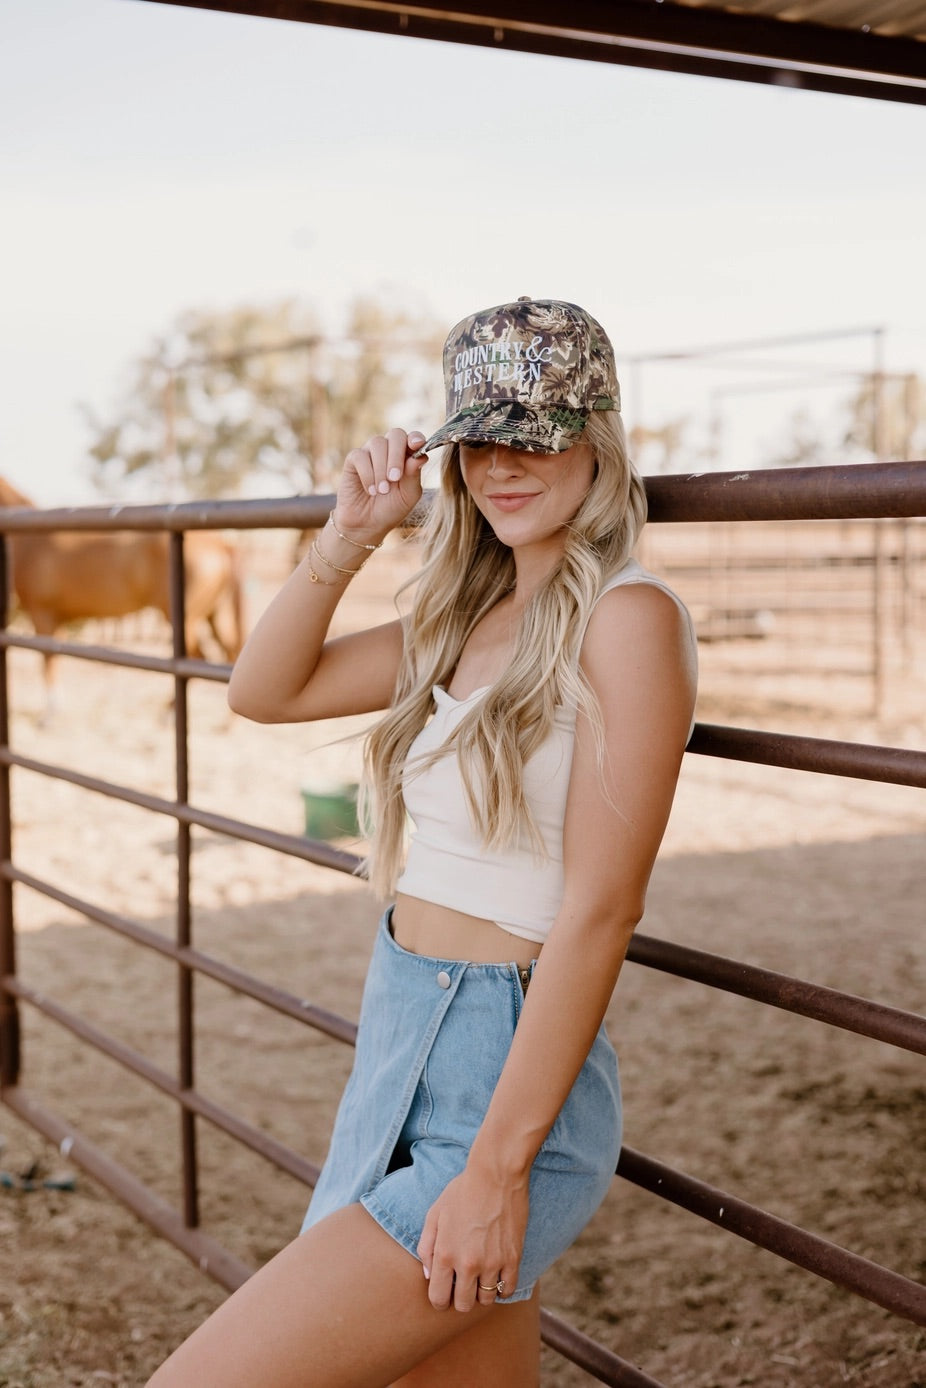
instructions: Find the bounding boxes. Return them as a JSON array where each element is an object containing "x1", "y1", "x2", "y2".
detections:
[{"x1": 423, "y1": 296, "x2": 621, "y2": 456}]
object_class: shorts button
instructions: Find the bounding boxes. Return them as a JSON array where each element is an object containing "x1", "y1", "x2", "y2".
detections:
[{"x1": 436, "y1": 970, "x2": 451, "y2": 989}]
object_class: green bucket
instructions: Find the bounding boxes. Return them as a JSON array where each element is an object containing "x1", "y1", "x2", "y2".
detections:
[{"x1": 301, "y1": 782, "x2": 360, "y2": 841}]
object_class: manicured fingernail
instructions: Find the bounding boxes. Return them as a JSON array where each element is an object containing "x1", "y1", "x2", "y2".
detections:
[
  {"x1": 387, "y1": 468, "x2": 402, "y2": 481},
  {"x1": 368, "y1": 485, "x2": 377, "y2": 496},
  {"x1": 422, "y1": 1266, "x2": 430, "y2": 1279},
  {"x1": 378, "y1": 480, "x2": 390, "y2": 494}
]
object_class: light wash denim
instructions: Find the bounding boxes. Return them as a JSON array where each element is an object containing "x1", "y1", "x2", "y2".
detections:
[{"x1": 301, "y1": 908, "x2": 621, "y2": 1300}]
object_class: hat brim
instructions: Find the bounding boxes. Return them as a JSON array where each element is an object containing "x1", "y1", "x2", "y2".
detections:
[{"x1": 422, "y1": 402, "x2": 589, "y2": 457}]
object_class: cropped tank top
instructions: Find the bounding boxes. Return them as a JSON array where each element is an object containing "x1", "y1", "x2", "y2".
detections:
[{"x1": 394, "y1": 560, "x2": 697, "y2": 945}]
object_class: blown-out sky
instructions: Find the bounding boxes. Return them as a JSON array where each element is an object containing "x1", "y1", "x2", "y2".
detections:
[{"x1": 3, "y1": 0, "x2": 925, "y2": 503}]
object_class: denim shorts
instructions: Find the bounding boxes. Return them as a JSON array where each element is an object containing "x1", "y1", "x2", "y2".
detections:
[{"x1": 300, "y1": 909, "x2": 622, "y2": 1301}]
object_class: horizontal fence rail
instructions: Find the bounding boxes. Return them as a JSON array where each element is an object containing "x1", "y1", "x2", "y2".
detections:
[
  {"x1": 616, "y1": 1149, "x2": 926, "y2": 1325},
  {"x1": 689, "y1": 722, "x2": 926, "y2": 787},
  {"x1": 0, "y1": 460, "x2": 922, "y2": 534},
  {"x1": 0, "y1": 629, "x2": 232, "y2": 683},
  {"x1": 627, "y1": 933, "x2": 926, "y2": 1056},
  {"x1": 1, "y1": 457, "x2": 924, "y2": 1384},
  {"x1": 646, "y1": 459, "x2": 926, "y2": 523}
]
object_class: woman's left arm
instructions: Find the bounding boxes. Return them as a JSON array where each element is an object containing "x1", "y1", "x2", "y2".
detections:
[{"x1": 417, "y1": 583, "x2": 697, "y2": 1310}]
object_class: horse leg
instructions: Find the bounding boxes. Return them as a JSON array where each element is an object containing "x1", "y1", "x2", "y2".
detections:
[
  {"x1": 183, "y1": 615, "x2": 206, "y2": 660},
  {"x1": 206, "y1": 604, "x2": 240, "y2": 663},
  {"x1": 39, "y1": 651, "x2": 59, "y2": 725},
  {"x1": 28, "y1": 611, "x2": 60, "y2": 725},
  {"x1": 221, "y1": 553, "x2": 245, "y2": 662}
]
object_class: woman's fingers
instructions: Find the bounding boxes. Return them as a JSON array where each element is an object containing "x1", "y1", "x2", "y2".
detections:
[
  {"x1": 405, "y1": 430, "x2": 427, "y2": 465},
  {"x1": 358, "y1": 429, "x2": 425, "y2": 497},
  {"x1": 338, "y1": 429, "x2": 427, "y2": 535},
  {"x1": 418, "y1": 1220, "x2": 455, "y2": 1312},
  {"x1": 353, "y1": 431, "x2": 426, "y2": 491},
  {"x1": 417, "y1": 1173, "x2": 525, "y2": 1313}
]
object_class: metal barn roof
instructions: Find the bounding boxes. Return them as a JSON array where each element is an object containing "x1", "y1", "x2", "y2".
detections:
[
  {"x1": 153, "y1": 1, "x2": 926, "y2": 104},
  {"x1": 680, "y1": 0, "x2": 926, "y2": 41}
]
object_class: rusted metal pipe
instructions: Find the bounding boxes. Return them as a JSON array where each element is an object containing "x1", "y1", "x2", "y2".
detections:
[
  {"x1": 617, "y1": 1146, "x2": 926, "y2": 1326},
  {"x1": 0, "y1": 534, "x2": 17, "y2": 1089},
  {"x1": 689, "y1": 723, "x2": 926, "y2": 788},
  {"x1": 628, "y1": 933, "x2": 926, "y2": 1055},
  {"x1": 169, "y1": 530, "x2": 199, "y2": 1231},
  {"x1": 0, "y1": 630, "x2": 231, "y2": 683},
  {"x1": 0, "y1": 1086, "x2": 252, "y2": 1292},
  {"x1": 4, "y1": 863, "x2": 359, "y2": 1044},
  {"x1": 4, "y1": 976, "x2": 320, "y2": 1187},
  {"x1": 539, "y1": 1308, "x2": 666, "y2": 1387},
  {"x1": 0, "y1": 748, "x2": 362, "y2": 875},
  {"x1": 0, "y1": 495, "x2": 333, "y2": 533},
  {"x1": 646, "y1": 460, "x2": 926, "y2": 523},
  {"x1": 0, "y1": 460, "x2": 924, "y2": 534}
]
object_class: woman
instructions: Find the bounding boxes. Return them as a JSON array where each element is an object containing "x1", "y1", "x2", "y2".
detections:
[{"x1": 147, "y1": 297, "x2": 697, "y2": 1388}]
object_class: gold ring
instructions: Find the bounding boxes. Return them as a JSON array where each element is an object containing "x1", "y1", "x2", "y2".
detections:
[{"x1": 478, "y1": 1279, "x2": 505, "y2": 1294}]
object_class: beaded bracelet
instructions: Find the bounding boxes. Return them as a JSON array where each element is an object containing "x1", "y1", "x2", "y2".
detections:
[
  {"x1": 328, "y1": 511, "x2": 382, "y2": 552},
  {"x1": 311, "y1": 536, "x2": 368, "y2": 578}
]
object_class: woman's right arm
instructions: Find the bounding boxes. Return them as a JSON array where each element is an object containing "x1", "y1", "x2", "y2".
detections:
[{"x1": 227, "y1": 428, "x2": 428, "y2": 724}]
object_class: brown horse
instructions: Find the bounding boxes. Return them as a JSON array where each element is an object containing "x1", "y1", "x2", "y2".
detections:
[{"x1": 0, "y1": 477, "x2": 244, "y2": 712}]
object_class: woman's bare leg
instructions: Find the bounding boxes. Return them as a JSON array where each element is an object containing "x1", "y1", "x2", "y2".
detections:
[
  {"x1": 392, "y1": 1287, "x2": 540, "y2": 1388},
  {"x1": 145, "y1": 1205, "x2": 536, "y2": 1388}
]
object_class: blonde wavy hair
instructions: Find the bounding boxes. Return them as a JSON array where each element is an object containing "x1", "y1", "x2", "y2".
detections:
[{"x1": 360, "y1": 410, "x2": 648, "y2": 897}]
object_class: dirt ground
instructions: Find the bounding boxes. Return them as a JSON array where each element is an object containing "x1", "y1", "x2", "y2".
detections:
[{"x1": 0, "y1": 538, "x2": 924, "y2": 1387}]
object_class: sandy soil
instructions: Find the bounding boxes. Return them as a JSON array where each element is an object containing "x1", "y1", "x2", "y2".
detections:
[{"x1": 0, "y1": 539, "x2": 924, "y2": 1387}]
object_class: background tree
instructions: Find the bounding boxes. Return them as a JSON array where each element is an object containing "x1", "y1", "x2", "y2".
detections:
[
  {"x1": 842, "y1": 372, "x2": 924, "y2": 461},
  {"x1": 628, "y1": 418, "x2": 689, "y2": 474},
  {"x1": 82, "y1": 296, "x2": 444, "y2": 500},
  {"x1": 762, "y1": 405, "x2": 827, "y2": 469},
  {"x1": 760, "y1": 372, "x2": 925, "y2": 470}
]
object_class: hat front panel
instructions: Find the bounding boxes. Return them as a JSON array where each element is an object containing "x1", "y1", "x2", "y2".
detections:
[
  {"x1": 424, "y1": 298, "x2": 620, "y2": 456},
  {"x1": 443, "y1": 301, "x2": 590, "y2": 421}
]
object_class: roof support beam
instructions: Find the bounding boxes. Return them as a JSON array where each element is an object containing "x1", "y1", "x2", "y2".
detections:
[{"x1": 150, "y1": 0, "x2": 926, "y2": 105}]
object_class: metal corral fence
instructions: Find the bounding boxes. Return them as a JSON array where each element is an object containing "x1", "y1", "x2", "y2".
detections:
[
  {"x1": 638, "y1": 515, "x2": 926, "y2": 720},
  {"x1": 1, "y1": 461, "x2": 925, "y2": 1387}
]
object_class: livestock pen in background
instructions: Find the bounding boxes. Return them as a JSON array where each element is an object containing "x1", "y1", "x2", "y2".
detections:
[
  {"x1": 639, "y1": 516, "x2": 926, "y2": 721},
  {"x1": 0, "y1": 460, "x2": 924, "y2": 1386}
]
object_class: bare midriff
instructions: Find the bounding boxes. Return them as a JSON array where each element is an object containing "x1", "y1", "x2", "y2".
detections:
[{"x1": 392, "y1": 892, "x2": 541, "y2": 969}]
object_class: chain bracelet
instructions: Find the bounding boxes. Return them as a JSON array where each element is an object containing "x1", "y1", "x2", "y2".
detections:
[
  {"x1": 311, "y1": 536, "x2": 367, "y2": 578},
  {"x1": 305, "y1": 552, "x2": 339, "y2": 585},
  {"x1": 328, "y1": 511, "x2": 382, "y2": 552}
]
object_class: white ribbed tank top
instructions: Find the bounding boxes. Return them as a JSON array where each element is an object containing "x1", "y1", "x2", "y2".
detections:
[{"x1": 395, "y1": 560, "x2": 696, "y2": 944}]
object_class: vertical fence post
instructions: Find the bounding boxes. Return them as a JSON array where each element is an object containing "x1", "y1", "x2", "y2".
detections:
[
  {"x1": 871, "y1": 518, "x2": 886, "y2": 718},
  {"x1": 0, "y1": 534, "x2": 18, "y2": 1088},
  {"x1": 169, "y1": 529, "x2": 199, "y2": 1228}
]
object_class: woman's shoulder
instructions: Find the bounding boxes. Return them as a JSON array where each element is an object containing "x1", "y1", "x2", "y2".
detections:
[
  {"x1": 597, "y1": 558, "x2": 691, "y2": 614},
  {"x1": 598, "y1": 557, "x2": 671, "y2": 598},
  {"x1": 591, "y1": 559, "x2": 698, "y2": 654},
  {"x1": 578, "y1": 563, "x2": 699, "y2": 746}
]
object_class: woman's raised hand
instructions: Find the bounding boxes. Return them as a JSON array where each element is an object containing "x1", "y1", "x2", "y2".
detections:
[{"x1": 334, "y1": 428, "x2": 428, "y2": 544}]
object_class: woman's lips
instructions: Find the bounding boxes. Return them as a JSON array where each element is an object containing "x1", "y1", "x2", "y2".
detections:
[{"x1": 487, "y1": 493, "x2": 539, "y2": 512}]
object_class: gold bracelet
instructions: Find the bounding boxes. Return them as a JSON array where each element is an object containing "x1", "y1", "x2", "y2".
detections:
[
  {"x1": 311, "y1": 536, "x2": 366, "y2": 578},
  {"x1": 305, "y1": 554, "x2": 339, "y2": 585},
  {"x1": 329, "y1": 512, "x2": 382, "y2": 552}
]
